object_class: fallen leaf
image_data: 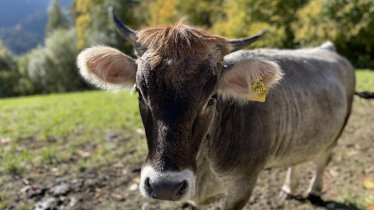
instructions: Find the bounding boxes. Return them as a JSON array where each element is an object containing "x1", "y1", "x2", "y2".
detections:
[
  {"x1": 328, "y1": 167, "x2": 339, "y2": 177},
  {"x1": 95, "y1": 188, "x2": 106, "y2": 198},
  {"x1": 364, "y1": 180, "x2": 374, "y2": 189},
  {"x1": 22, "y1": 178, "x2": 30, "y2": 185},
  {"x1": 367, "y1": 203, "x2": 374, "y2": 210},
  {"x1": 76, "y1": 150, "x2": 90, "y2": 158},
  {"x1": 347, "y1": 150, "x2": 359, "y2": 156},
  {"x1": 20, "y1": 185, "x2": 31, "y2": 193},
  {"x1": 0, "y1": 137, "x2": 11, "y2": 144},
  {"x1": 113, "y1": 162, "x2": 124, "y2": 168},
  {"x1": 133, "y1": 177, "x2": 140, "y2": 184}
]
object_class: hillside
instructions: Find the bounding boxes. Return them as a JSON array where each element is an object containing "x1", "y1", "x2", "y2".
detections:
[{"x1": 0, "y1": 0, "x2": 73, "y2": 55}]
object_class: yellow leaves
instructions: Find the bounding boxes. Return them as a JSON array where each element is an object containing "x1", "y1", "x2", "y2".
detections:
[
  {"x1": 294, "y1": 0, "x2": 325, "y2": 43},
  {"x1": 363, "y1": 180, "x2": 374, "y2": 189},
  {"x1": 75, "y1": 0, "x2": 95, "y2": 13},
  {"x1": 147, "y1": 0, "x2": 179, "y2": 26},
  {"x1": 75, "y1": 14, "x2": 92, "y2": 49},
  {"x1": 211, "y1": 0, "x2": 247, "y2": 37}
]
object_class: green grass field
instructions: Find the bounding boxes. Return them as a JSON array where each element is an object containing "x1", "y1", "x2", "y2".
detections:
[
  {"x1": 0, "y1": 70, "x2": 373, "y2": 209},
  {"x1": 0, "y1": 90, "x2": 145, "y2": 171},
  {"x1": 356, "y1": 69, "x2": 374, "y2": 91}
]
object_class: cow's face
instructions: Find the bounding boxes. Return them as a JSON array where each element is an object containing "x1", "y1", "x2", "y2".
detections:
[
  {"x1": 77, "y1": 15, "x2": 282, "y2": 201},
  {"x1": 134, "y1": 44, "x2": 222, "y2": 200}
]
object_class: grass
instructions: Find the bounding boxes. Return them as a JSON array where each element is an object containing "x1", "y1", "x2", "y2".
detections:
[
  {"x1": 356, "y1": 69, "x2": 374, "y2": 91},
  {"x1": 0, "y1": 91, "x2": 142, "y2": 139},
  {"x1": 0, "y1": 69, "x2": 373, "y2": 209},
  {"x1": 0, "y1": 90, "x2": 145, "y2": 176}
]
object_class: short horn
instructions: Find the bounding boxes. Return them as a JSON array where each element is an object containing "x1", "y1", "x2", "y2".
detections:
[
  {"x1": 227, "y1": 30, "x2": 268, "y2": 53},
  {"x1": 109, "y1": 7, "x2": 137, "y2": 44}
]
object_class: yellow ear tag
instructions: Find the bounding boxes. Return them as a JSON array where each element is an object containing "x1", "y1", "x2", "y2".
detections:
[{"x1": 248, "y1": 75, "x2": 268, "y2": 102}]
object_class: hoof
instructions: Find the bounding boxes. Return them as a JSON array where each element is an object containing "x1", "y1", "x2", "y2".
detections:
[
  {"x1": 279, "y1": 190, "x2": 294, "y2": 201},
  {"x1": 181, "y1": 202, "x2": 197, "y2": 210},
  {"x1": 306, "y1": 193, "x2": 325, "y2": 206}
]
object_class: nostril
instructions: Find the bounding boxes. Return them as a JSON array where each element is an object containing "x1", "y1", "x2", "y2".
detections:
[
  {"x1": 145, "y1": 177, "x2": 151, "y2": 188},
  {"x1": 144, "y1": 177, "x2": 156, "y2": 198},
  {"x1": 176, "y1": 180, "x2": 188, "y2": 197}
]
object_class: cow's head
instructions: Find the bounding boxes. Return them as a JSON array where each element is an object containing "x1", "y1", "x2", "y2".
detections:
[{"x1": 77, "y1": 12, "x2": 282, "y2": 201}]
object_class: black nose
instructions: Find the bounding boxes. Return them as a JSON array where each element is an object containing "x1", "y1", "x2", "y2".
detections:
[{"x1": 144, "y1": 177, "x2": 188, "y2": 200}]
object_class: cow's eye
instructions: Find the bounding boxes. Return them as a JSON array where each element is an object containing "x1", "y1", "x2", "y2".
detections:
[{"x1": 207, "y1": 94, "x2": 218, "y2": 106}]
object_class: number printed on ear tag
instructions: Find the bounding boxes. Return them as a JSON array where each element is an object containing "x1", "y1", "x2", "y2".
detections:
[{"x1": 248, "y1": 75, "x2": 268, "y2": 102}]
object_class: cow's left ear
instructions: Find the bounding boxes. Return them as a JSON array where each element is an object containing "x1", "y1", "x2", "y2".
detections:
[{"x1": 218, "y1": 59, "x2": 283, "y2": 102}]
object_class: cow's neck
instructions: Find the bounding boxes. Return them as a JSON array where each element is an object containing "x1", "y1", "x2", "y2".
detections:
[{"x1": 200, "y1": 99, "x2": 269, "y2": 175}]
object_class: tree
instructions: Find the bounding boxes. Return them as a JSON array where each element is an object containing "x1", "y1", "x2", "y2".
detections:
[
  {"x1": 74, "y1": 0, "x2": 140, "y2": 54},
  {"x1": 0, "y1": 41, "x2": 33, "y2": 97},
  {"x1": 295, "y1": 0, "x2": 374, "y2": 68},
  {"x1": 0, "y1": 41, "x2": 16, "y2": 70},
  {"x1": 177, "y1": 0, "x2": 225, "y2": 27},
  {"x1": 323, "y1": 0, "x2": 374, "y2": 68},
  {"x1": 46, "y1": 0, "x2": 68, "y2": 36},
  {"x1": 144, "y1": 0, "x2": 179, "y2": 26},
  {"x1": 25, "y1": 29, "x2": 86, "y2": 93},
  {"x1": 74, "y1": 0, "x2": 95, "y2": 49},
  {"x1": 211, "y1": 0, "x2": 308, "y2": 48}
]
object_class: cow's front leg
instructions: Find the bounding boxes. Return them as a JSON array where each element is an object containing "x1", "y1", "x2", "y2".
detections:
[{"x1": 222, "y1": 174, "x2": 258, "y2": 210}]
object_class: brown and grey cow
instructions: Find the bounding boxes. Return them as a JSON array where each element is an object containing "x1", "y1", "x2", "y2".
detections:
[{"x1": 77, "y1": 12, "x2": 355, "y2": 209}]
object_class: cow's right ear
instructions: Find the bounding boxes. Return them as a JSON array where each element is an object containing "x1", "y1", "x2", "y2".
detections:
[
  {"x1": 218, "y1": 59, "x2": 283, "y2": 102},
  {"x1": 77, "y1": 46, "x2": 137, "y2": 90}
]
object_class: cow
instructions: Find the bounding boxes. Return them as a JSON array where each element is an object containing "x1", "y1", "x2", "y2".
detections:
[{"x1": 77, "y1": 12, "x2": 355, "y2": 210}]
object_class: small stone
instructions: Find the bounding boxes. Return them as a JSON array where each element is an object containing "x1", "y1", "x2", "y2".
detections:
[
  {"x1": 71, "y1": 178, "x2": 84, "y2": 191},
  {"x1": 122, "y1": 169, "x2": 129, "y2": 175},
  {"x1": 129, "y1": 183, "x2": 138, "y2": 191},
  {"x1": 136, "y1": 128, "x2": 145, "y2": 135},
  {"x1": 104, "y1": 132, "x2": 119, "y2": 143},
  {"x1": 141, "y1": 202, "x2": 150, "y2": 210},
  {"x1": 68, "y1": 197, "x2": 78, "y2": 207},
  {"x1": 111, "y1": 193, "x2": 126, "y2": 202},
  {"x1": 34, "y1": 197, "x2": 58, "y2": 210},
  {"x1": 28, "y1": 186, "x2": 47, "y2": 200},
  {"x1": 49, "y1": 183, "x2": 70, "y2": 196}
]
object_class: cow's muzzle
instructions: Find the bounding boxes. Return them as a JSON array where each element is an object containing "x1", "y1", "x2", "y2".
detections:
[{"x1": 139, "y1": 165, "x2": 195, "y2": 201}]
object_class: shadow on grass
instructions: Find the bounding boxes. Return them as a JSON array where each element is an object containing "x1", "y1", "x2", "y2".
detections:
[{"x1": 293, "y1": 194, "x2": 362, "y2": 210}]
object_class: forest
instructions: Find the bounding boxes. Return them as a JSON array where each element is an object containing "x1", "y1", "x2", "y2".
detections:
[{"x1": 0, "y1": 0, "x2": 374, "y2": 98}]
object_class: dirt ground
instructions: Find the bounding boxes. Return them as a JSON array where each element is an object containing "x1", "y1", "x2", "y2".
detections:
[{"x1": 2, "y1": 98, "x2": 373, "y2": 210}]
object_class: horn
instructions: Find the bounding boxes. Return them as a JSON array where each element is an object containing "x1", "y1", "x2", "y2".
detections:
[
  {"x1": 227, "y1": 30, "x2": 268, "y2": 53},
  {"x1": 109, "y1": 7, "x2": 137, "y2": 44}
]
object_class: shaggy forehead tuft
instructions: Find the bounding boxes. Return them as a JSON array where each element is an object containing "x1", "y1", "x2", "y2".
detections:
[{"x1": 137, "y1": 22, "x2": 227, "y2": 58}]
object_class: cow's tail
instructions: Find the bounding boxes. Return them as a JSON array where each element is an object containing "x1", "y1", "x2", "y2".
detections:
[{"x1": 355, "y1": 91, "x2": 374, "y2": 99}]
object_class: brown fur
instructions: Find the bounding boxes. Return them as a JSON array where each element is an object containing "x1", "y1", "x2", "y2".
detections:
[{"x1": 137, "y1": 22, "x2": 227, "y2": 59}]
